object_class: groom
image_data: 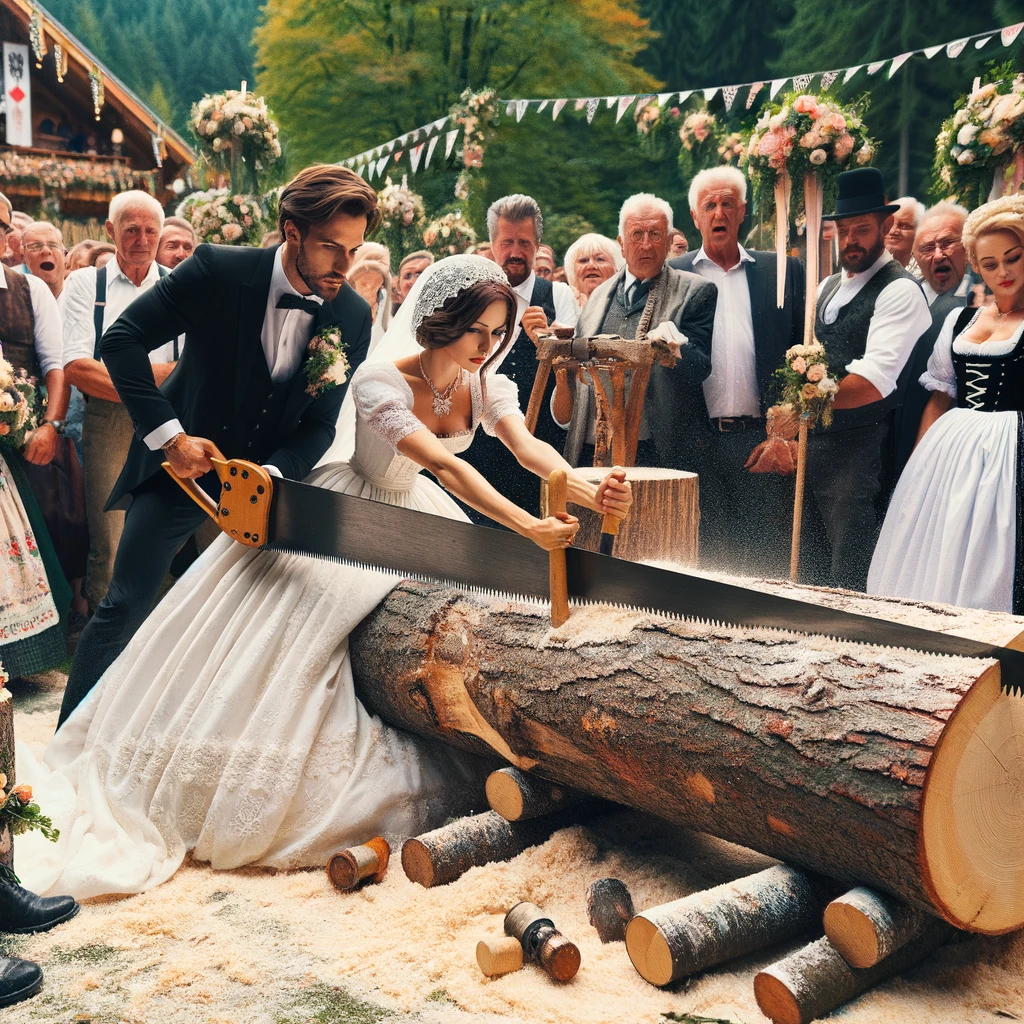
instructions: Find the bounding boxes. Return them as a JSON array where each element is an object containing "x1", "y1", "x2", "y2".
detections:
[{"x1": 58, "y1": 164, "x2": 380, "y2": 726}]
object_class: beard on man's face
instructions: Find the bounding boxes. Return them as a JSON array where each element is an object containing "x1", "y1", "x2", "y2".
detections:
[
  {"x1": 296, "y1": 237, "x2": 344, "y2": 300},
  {"x1": 501, "y1": 255, "x2": 530, "y2": 287},
  {"x1": 839, "y1": 233, "x2": 886, "y2": 274}
]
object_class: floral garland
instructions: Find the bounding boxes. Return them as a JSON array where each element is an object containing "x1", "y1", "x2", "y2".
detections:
[
  {"x1": 0, "y1": 360, "x2": 37, "y2": 450},
  {"x1": 776, "y1": 342, "x2": 837, "y2": 430},
  {"x1": 305, "y1": 326, "x2": 350, "y2": 398},
  {"x1": 634, "y1": 99, "x2": 745, "y2": 175},
  {"x1": 29, "y1": 11, "x2": 46, "y2": 69},
  {"x1": 677, "y1": 107, "x2": 722, "y2": 179},
  {"x1": 423, "y1": 209, "x2": 477, "y2": 257},
  {"x1": 0, "y1": 152, "x2": 154, "y2": 194},
  {"x1": 88, "y1": 65, "x2": 104, "y2": 121},
  {"x1": 189, "y1": 90, "x2": 282, "y2": 193},
  {"x1": 449, "y1": 88, "x2": 496, "y2": 168},
  {"x1": 935, "y1": 64, "x2": 1024, "y2": 207},
  {"x1": 377, "y1": 174, "x2": 426, "y2": 258},
  {"x1": 176, "y1": 189, "x2": 265, "y2": 246}
]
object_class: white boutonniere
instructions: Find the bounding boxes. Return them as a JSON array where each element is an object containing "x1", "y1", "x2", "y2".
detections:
[{"x1": 305, "y1": 325, "x2": 351, "y2": 398}]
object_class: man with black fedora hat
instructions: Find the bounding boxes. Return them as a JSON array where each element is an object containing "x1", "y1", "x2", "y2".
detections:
[{"x1": 802, "y1": 167, "x2": 930, "y2": 591}]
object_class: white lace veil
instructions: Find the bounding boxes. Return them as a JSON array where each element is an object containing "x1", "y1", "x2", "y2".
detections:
[{"x1": 317, "y1": 255, "x2": 510, "y2": 467}]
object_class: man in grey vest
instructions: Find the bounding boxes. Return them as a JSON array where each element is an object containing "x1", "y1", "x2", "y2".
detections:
[
  {"x1": 807, "y1": 168, "x2": 930, "y2": 590},
  {"x1": 62, "y1": 191, "x2": 181, "y2": 613}
]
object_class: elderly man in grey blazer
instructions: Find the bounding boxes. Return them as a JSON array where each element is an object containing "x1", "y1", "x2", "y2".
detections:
[{"x1": 552, "y1": 192, "x2": 717, "y2": 477}]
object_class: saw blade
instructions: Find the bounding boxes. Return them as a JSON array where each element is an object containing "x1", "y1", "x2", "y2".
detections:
[{"x1": 266, "y1": 479, "x2": 1024, "y2": 695}]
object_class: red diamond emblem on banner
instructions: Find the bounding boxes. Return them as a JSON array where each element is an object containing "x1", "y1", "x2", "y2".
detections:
[{"x1": 8, "y1": 87, "x2": 24, "y2": 103}]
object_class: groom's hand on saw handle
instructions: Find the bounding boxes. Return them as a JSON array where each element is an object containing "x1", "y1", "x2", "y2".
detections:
[{"x1": 161, "y1": 433, "x2": 218, "y2": 480}]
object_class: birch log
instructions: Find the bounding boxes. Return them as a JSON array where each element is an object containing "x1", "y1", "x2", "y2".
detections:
[
  {"x1": 823, "y1": 887, "x2": 931, "y2": 969},
  {"x1": 350, "y1": 576, "x2": 1024, "y2": 933}
]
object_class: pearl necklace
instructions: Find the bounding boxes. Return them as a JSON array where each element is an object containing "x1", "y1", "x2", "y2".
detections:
[{"x1": 419, "y1": 353, "x2": 465, "y2": 417}]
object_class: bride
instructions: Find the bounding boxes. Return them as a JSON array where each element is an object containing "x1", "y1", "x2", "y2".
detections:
[
  {"x1": 16, "y1": 255, "x2": 631, "y2": 898},
  {"x1": 868, "y1": 195, "x2": 1024, "y2": 612}
]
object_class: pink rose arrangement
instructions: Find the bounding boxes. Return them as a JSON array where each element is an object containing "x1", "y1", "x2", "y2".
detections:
[
  {"x1": 422, "y1": 210, "x2": 477, "y2": 258},
  {"x1": 676, "y1": 105, "x2": 727, "y2": 178},
  {"x1": 177, "y1": 189, "x2": 266, "y2": 246},
  {"x1": 935, "y1": 62, "x2": 1024, "y2": 207},
  {"x1": 0, "y1": 359, "x2": 38, "y2": 451},
  {"x1": 775, "y1": 341, "x2": 837, "y2": 429},
  {"x1": 450, "y1": 89, "x2": 496, "y2": 169}
]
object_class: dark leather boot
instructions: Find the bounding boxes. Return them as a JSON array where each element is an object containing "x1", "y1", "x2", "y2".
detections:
[
  {"x1": 0, "y1": 954, "x2": 42, "y2": 1007},
  {"x1": 0, "y1": 880, "x2": 79, "y2": 934}
]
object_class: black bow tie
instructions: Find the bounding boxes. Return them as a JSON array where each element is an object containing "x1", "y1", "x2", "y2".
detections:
[{"x1": 277, "y1": 293, "x2": 321, "y2": 316}]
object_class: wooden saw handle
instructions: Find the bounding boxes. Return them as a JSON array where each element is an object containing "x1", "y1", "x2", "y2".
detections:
[
  {"x1": 162, "y1": 442, "x2": 274, "y2": 548},
  {"x1": 547, "y1": 470, "x2": 570, "y2": 627}
]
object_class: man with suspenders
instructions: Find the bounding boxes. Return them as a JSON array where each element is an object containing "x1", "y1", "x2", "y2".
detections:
[{"x1": 62, "y1": 191, "x2": 182, "y2": 613}]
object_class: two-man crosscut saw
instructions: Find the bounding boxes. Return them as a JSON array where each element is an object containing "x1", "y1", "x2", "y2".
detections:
[{"x1": 165, "y1": 453, "x2": 1024, "y2": 696}]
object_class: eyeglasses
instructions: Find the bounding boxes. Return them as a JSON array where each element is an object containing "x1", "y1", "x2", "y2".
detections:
[
  {"x1": 916, "y1": 238, "x2": 963, "y2": 258},
  {"x1": 627, "y1": 229, "x2": 665, "y2": 244},
  {"x1": 23, "y1": 242, "x2": 64, "y2": 254}
]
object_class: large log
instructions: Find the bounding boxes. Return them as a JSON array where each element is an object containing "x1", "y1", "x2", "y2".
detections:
[{"x1": 350, "y1": 575, "x2": 1024, "y2": 933}]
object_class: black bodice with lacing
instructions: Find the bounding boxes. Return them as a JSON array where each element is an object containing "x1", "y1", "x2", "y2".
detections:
[{"x1": 951, "y1": 310, "x2": 1024, "y2": 413}]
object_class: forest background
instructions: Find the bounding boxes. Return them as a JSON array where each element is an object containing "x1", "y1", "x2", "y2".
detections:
[{"x1": 38, "y1": 0, "x2": 1024, "y2": 252}]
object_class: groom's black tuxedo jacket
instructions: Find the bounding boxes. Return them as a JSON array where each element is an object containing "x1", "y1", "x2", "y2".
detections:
[{"x1": 100, "y1": 243, "x2": 372, "y2": 510}]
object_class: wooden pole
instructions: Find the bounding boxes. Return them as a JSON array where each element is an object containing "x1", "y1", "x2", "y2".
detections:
[
  {"x1": 610, "y1": 364, "x2": 627, "y2": 468},
  {"x1": 823, "y1": 887, "x2": 932, "y2": 970},
  {"x1": 485, "y1": 767, "x2": 583, "y2": 822},
  {"x1": 547, "y1": 470, "x2": 570, "y2": 627},
  {"x1": 754, "y1": 922, "x2": 951, "y2": 1024},
  {"x1": 401, "y1": 810, "x2": 573, "y2": 888},
  {"x1": 789, "y1": 416, "x2": 809, "y2": 582},
  {"x1": 625, "y1": 866, "x2": 823, "y2": 987},
  {"x1": 524, "y1": 359, "x2": 553, "y2": 435}
]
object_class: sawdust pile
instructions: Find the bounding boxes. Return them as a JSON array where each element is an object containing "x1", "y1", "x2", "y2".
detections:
[{"x1": 6, "y1": 701, "x2": 1023, "y2": 1024}]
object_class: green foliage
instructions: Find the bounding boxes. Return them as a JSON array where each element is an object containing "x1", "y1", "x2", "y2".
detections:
[{"x1": 543, "y1": 213, "x2": 597, "y2": 261}]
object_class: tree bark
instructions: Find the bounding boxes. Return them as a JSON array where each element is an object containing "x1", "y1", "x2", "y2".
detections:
[
  {"x1": 753, "y1": 923, "x2": 951, "y2": 1024},
  {"x1": 625, "y1": 866, "x2": 823, "y2": 986},
  {"x1": 350, "y1": 576, "x2": 1024, "y2": 933}
]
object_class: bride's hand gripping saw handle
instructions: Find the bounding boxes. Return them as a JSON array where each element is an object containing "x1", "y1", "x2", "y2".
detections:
[{"x1": 162, "y1": 441, "x2": 273, "y2": 549}]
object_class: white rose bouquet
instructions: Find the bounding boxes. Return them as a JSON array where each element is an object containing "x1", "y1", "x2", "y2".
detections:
[
  {"x1": 422, "y1": 210, "x2": 477, "y2": 257},
  {"x1": 177, "y1": 189, "x2": 265, "y2": 246}
]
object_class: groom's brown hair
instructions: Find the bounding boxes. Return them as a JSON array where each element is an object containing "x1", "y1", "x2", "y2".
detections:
[{"x1": 278, "y1": 165, "x2": 381, "y2": 237}]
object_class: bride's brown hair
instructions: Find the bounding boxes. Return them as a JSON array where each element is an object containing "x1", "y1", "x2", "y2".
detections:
[{"x1": 417, "y1": 279, "x2": 518, "y2": 381}]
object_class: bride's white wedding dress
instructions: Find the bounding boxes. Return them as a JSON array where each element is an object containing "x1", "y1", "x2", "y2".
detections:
[{"x1": 16, "y1": 361, "x2": 523, "y2": 899}]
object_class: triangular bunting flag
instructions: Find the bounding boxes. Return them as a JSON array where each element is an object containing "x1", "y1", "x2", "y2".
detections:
[
  {"x1": 820, "y1": 71, "x2": 840, "y2": 91},
  {"x1": 923, "y1": 44, "x2": 943, "y2": 58},
  {"x1": 575, "y1": 98, "x2": 588, "y2": 112},
  {"x1": 552, "y1": 98, "x2": 568, "y2": 120},
  {"x1": 356, "y1": 164, "x2": 365, "y2": 179},
  {"x1": 586, "y1": 98, "x2": 599, "y2": 123},
  {"x1": 393, "y1": 150, "x2": 403, "y2": 164},
  {"x1": 444, "y1": 129, "x2": 459, "y2": 159},
  {"x1": 377, "y1": 155, "x2": 390, "y2": 176},
  {"x1": 516, "y1": 99, "x2": 529, "y2": 122},
  {"x1": 722, "y1": 85, "x2": 739, "y2": 111},
  {"x1": 770, "y1": 78, "x2": 788, "y2": 99},
  {"x1": 746, "y1": 82, "x2": 765, "y2": 109},
  {"x1": 409, "y1": 143, "x2": 425, "y2": 174},
  {"x1": 792, "y1": 74, "x2": 813, "y2": 92},
  {"x1": 506, "y1": 101, "x2": 515, "y2": 117},
  {"x1": 399, "y1": 133, "x2": 409, "y2": 146},
  {"x1": 975, "y1": 35, "x2": 993, "y2": 49},
  {"x1": 947, "y1": 39, "x2": 968, "y2": 58},
  {"x1": 616, "y1": 95, "x2": 636, "y2": 122},
  {"x1": 843, "y1": 65, "x2": 862, "y2": 84},
  {"x1": 433, "y1": 117, "x2": 448, "y2": 133},
  {"x1": 703, "y1": 87, "x2": 719, "y2": 102},
  {"x1": 867, "y1": 60, "x2": 886, "y2": 75},
  {"x1": 1002, "y1": 23, "x2": 1024, "y2": 47},
  {"x1": 676, "y1": 90, "x2": 693, "y2": 104},
  {"x1": 386, "y1": 140, "x2": 396, "y2": 154},
  {"x1": 657, "y1": 92, "x2": 674, "y2": 106},
  {"x1": 538, "y1": 99, "x2": 549, "y2": 113},
  {"x1": 606, "y1": 96, "x2": 617, "y2": 109},
  {"x1": 888, "y1": 52, "x2": 913, "y2": 77},
  {"x1": 424, "y1": 134, "x2": 440, "y2": 168}
]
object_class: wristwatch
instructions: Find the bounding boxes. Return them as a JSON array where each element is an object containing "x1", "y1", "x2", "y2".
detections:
[{"x1": 43, "y1": 419, "x2": 66, "y2": 435}]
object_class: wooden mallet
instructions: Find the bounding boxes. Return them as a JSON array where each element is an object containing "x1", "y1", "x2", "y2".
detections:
[{"x1": 547, "y1": 470, "x2": 570, "y2": 627}]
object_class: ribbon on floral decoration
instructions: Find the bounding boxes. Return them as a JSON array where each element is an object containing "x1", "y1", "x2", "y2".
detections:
[
  {"x1": 773, "y1": 171, "x2": 791, "y2": 309},
  {"x1": 802, "y1": 172, "x2": 823, "y2": 342}
]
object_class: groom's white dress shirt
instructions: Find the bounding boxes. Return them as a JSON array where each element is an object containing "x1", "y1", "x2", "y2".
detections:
[{"x1": 510, "y1": 270, "x2": 578, "y2": 339}]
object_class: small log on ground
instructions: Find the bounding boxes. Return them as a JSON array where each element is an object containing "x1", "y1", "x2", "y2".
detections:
[
  {"x1": 586, "y1": 877, "x2": 634, "y2": 943},
  {"x1": 823, "y1": 886, "x2": 931, "y2": 969},
  {"x1": 486, "y1": 766, "x2": 585, "y2": 821},
  {"x1": 351, "y1": 577, "x2": 1024, "y2": 932},
  {"x1": 401, "y1": 810, "x2": 573, "y2": 888},
  {"x1": 327, "y1": 836, "x2": 390, "y2": 892},
  {"x1": 753, "y1": 922, "x2": 952, "y2": 1024},
  {"x1": 0, "y1": 688, "x2": 13, "y2": 871},
  {"x1": 626, "y1": 865, "x2": 822, "y2": 986},
  {"x1": 476, "y1": 936, "x2": 523, "y2": 977},
  {"x1": 505, "y1": 901, "x2": 581, "y2": 982},
  {"x1": 541, "y1": 467, "x2": 699, "y2": 564}
]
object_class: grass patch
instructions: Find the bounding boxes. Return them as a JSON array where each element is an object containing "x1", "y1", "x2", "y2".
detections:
[
  {"x1": 48, "y1": 943, "x2": 120, "y2": 965},
  {"x1": 274, "y1": 983, "x2": 393, "y2": 1024},
  {"x1": 426, "y1": 988, "x2": 451, "y2": 1003}
]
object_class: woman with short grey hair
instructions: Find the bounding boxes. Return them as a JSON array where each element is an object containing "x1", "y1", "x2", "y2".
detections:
[{"x1": 563, "y1": 233, "x2": 623, "y2": 306}]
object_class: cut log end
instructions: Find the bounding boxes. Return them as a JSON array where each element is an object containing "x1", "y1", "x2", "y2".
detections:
[
  {"x1": 921, "y1": 664, "x2": 1024, "y2": 933},
  {"x1": 476, "y1": 936, "x2": 523, "y2": 978},
  {"x1": 400, "y1": 839, "x2": 436, "y2": 889},
  {"x1": 823, "y1": 887, "x2": 928, "y2": 969},
  {"x1": 539, "y1": 932, "x2": 581, "y2": 982},
  {"x1": 753, "y1": 970, "x2": 805, "y2": 1024},
  {"x1": 624, "y1": 914, "x2": 674, "y2": 987},
  {"x1": 327, "y1": 836, "x2": 391, "y2": 892},
  {"x1": 485, "y1": 770, "x2": 526, "y2": 821}
]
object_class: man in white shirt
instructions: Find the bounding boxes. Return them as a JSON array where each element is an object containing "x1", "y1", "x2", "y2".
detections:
[
  {"x1": 807, "y1": 169, "x2": 931, "y2": 591},
  {"x1": 669, "y1": 167, "x2": 805, "y2": 575},
  {"x1": 62, "y1": 190, "x2": 179, "y2": 613},
  {"x1": 460, "y1": 194, "x2": 577, "y2": 519}
]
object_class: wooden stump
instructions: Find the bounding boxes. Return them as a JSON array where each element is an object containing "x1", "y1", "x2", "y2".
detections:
[
  {"x1": 401, "y1": 810, "x2": 572, "y2": 888},
  {"x1": 626, "y1": 866, "x2": 822, "y2": 986},
  {"x1": 350, "y1": 576, "x2": 1024, "y2": 932},
  {"x1": 823, "y1": 887, "x2": 931, "y2": 969},
  {"x1": 541, "y1": 468, "x2": 699, "y2": 564},
  {"x1": 485, "y1": 767, "x2": 583, "y2": 822},
  {"x1": 0, "y1": 688, "x2": 13, "y2": 873},
  {"x1": 586, "y1": 878, "x2": 634, "y2": 943},
  {"x1": 753, "y1": 923, "x2": 952, "y2": 1024}
]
